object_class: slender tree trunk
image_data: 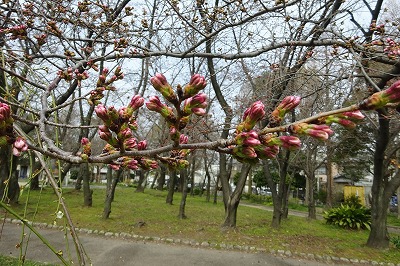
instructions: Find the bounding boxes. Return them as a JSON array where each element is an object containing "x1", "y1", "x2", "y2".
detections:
[
  {"x1": 150, "y1": 171, "x2": 158, "y2": 189},
  {"x1": 0, "y1": 147, "x2": 20, "y2": 204},
  {"x1": 326, "y1": 153, "x2": 333, "y2": 208},
  {"x1": 262, "y1": 160, "x2": 282, "y2": 228},
  {"x1": 157, "y1": 165, "x2": 166, "y2": 190},
  {"x1": 166, "y1": 170, "x2": 177, "y2": 205},
  {"x1": 81, "y1": 163, "x2": 92, "y2": 207},
  {"x1": 178, "y1": 169, "x2": 188, "y2": 219},
  {"x1": 367, "y1": 114, "x2": 390, "y2": 248},
  {"x1": 222, "y1": 164, "x2": 251, "y2": 228},
  {"x1": 306, "y1": 173, "x2": 316, "y2": 219},
  {"x1": 135, "y1": 170, "x2": 146, "y2": 193},
  {"x1": 103, "y1": 167, "x2": 120, "y2": 219},
  {"x1": 30, "y1": 159, "x2": 41, "y2": 190}
]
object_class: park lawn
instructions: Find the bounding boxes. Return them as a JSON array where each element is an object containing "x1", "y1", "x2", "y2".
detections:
[{"x1": 4, "y1": 186, "x2": 400, "y2": 264}]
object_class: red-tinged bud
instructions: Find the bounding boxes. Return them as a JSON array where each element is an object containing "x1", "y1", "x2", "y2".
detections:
[
  {"x1": 180, "y1": 134, "x2": 189, "y2": 144},
  {"x1": 107, "y1": 106, "x2": 119, "y2": 122},
  {"x1": 118, "y1": 107, "x2": 131, "y2": 121},
  {"x1": 98, "y1": 125, "x2": 111, "y2": 141},
  {"x1": 254, "y1": 144, "x2": 279, "y2": 159},
  {"x1": 235, "y1": 130, "x2": 261, "y2": 146},
  {"x1": 124, "y1": 137, "x2": 137, "y2": 150},
  {"x1": 81, "y1": 137, "x2": 90, "y2": 145},
  {"x1": 169, "y1": 125, "x2": 180, "y2": 141},
  {"x1": 139, "y1": 158, "x2": 158, "y2": 170},
  {"x1": 129, "y1": 95, "x2": 144, "y2": 110},
  {"x1": 337, "y1": 119, "x2": 356, "y2": 129},
  {"x1": 360, "y1": 80, "x2": 400, "y2": 110},
  {"x1": 95, "y1": 104, "x2": 109, "y2": 121},
  {"x1": 183, "y1": 74, "x2": 207, "y2": 98},
  {"x1": 270, "y1": 96, "x2": 301, "y2": 125},
  {"x1": 137, "y1": 140, "x2": 147, "y2": 150},
  {"x1": 150, "y1": 73, "x2": 178, "y2": 104},
  {"x1": 191, "y1": 107, "x2": 206, "y2": 116},
  {"x1": 12, "y1": 137, "x2": 28, "y2": 156},
  {"x1": 124, "y1": 158, "x2": 139, "y2": 170},
  {"x1": 118, "y1": 127, "x2": 133, "y2": 140},
  {"x1": 233, "y1": 145, "x2": 258, "y2": 159},
  {"x1": 238, "y1": 101, "x2": 265, "y2": 132},
  {"x1": 183, "y1": 93, "x2": 208, "y2": 115},
  {"x1": 290, "y1": 123, "x2": 333, "y2": 141},
  {"x1": 341, "y1": 110, "x2": 364, "y2": 120},
  {"x1": 177, "y1": 159, "x2": 189, "y2": 169},
  {"x1": 0, "y1": 102, "x2": 12, "y2": 121},
  {"x1": 279, "y1": 136, "x2": 301, "y2": 150},
  {"x1": 146, "y1": 96, "x2": 164, "y2": 112},
  {"x1": 110, "y1": 164, "x2": 120, "y2": 170}
]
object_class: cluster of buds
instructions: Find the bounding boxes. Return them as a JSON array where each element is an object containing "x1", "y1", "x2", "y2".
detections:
[
  {"x1": 95, "y1": 96, "x2": 157, "y2": 170},
  {"x1": 147, "y1": 73, "x2": 207, "y2": 143},
  {"x1": 369, "y1": 20, "x2": 385, "y2": 35},
  {"x1": 159, "y1": 134, "x2": 191, "y2": 170},
  {"x1": 270, "y1": 96, "x2": 301, "y2": 126},
  {"x1": 57, "y1": 67, "x2": 89, "y2": 85},
  {"x1": 289, "y1": 123, "x2": 333, "y2": 141},
  {"x1": 147, "y1": 73, "x2": 208, "y2": 169},
  {"x1": 0, "y1": 102, "x2": 28, "y2": 156},
  {"x1": 360, "y1": 80, "x2": 400, "y2": 110},
  {"x1": 231, "y1": 98, "x2": 303, "y2": 163},
  {"x1": 89, "y1": 67, "x2": 124, "y2": 105},
  {"x1": 80, "y1": 137, "x2": 91, "y2": 161},
  {"x1": 34, "y1": 34, "x2": 47, "y2": 46},
  {"x1": 0, "y1": 25, "x2": 28, "y2": 40},
  {"x1": 320, "y1": 110, "x2": 365, "y2": 129},
  {"x1": 383, "y1": 38, "x2": 400, "y2": 59}
]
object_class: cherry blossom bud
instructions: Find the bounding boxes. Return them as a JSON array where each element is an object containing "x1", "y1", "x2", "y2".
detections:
[
  {"x1": 254, "y1": 144, "x2": 279, "y2": 159},
  {"x1": 137, "y1": 140, "x2": 147, "y2": 150},
  {"x1": 81, "y1": 137, "x2": 91, "y2": 156},
  {"x1": 233, "y1": 145, "x2": 258, "y2": 160},
  {"x1": 81, "y1": 137, "x2": 90, "y2": 145},
  {"x1": 12, "y1": 137, "x2": 28, "y2": 156},
  {"x1": 360, "y1": 80, "x2": 400, "y2": 110},
  {"x1": 169, "y1": 125, "x2": 180, "y2": 141},
  {"x1": 177, "y1": 159, "x2": 189, "y2": 169},
  {"x1": 98, "y1": 125, "x2": 112, "y2": 141},
  {"x1": 0, "y1": 102, "x2": 12, "y2": 121},
  {"x1": 183, "y1": 74, "x2": 207, "y2": 98},
  {"x1": 237, "y1": 101, "x2": 265, "y2": 132},
  {"x1": 179, "y1": 134, "x2": 189, "y2": 144},
  {"x1": 183, "y1": 93, "x2": 208, "y2": 115},
  {"x1": 146, "y1": 96, "x2": 176, "y2": 123},
  {"x1": 150, "y1": 73, "x2": 178, "y2": 104},
  {"x1": 191, "y1": 107, "x2": 206, "y2": 116},
  {"x1": 110, "y1": 164, "x2": 120, "y2": 170},
  {"x1": 118, "y1": 107, "x2": 130, "y2": 121},
  {"x1": 270, "y1": 96, "x2": 301, "y2": 126},
  {"x1": 235, "y1": 130, "x2": 261, "y2": 146},
  {"x1": 139, "y1": 158, "x2": 158, "y2": 170},
  {"x1": 95, "y1": 104, "x2": 109, "y2": 121},
  {"x1": 129, "y1": 95, "x2": 144, "y2": 110},
  {"x1": 118, "y1": 127, "x2": 133, "y2": 140},
  {"x1": 341, "y1": 110, "x2": 365, "y2": 120},
  {"x1": 279, "y1": 136, "x2": 301, "y2": 150},
  {"x1": 124, "y1": 137, "x2": 137, "y2": 150},
  {"x1": 290, "y1": 123, "x2": 333, "y2": 141}
]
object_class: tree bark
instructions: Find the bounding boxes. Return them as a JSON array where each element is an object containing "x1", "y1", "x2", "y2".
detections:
[
  {"x1": 157, "y1": 165, "x2": 166, "y2": 190},
  {"x1": 367, "y1": 113, "x2": 390, "y2": 248},
  {"x1": 81, "y1": 162, "x2": 92, "y2": 207},
  {"x1": 0, "y1": 147, "x2": 20, "y2": 204},
  {"x1": 135, "y1": 170, "x2": 146, "y2": 193},
  {"x1": 222, "y1": 164, "x2": 251, "y2": 228},
  {"x1": 102, "y1": 167, "x2": 120, "y2": 219},
  {"x1": 178, "y1": 169, "x2": 188, "y2": 219},
  {"x1": 166, "y1": 170, "x2": 176, "y2": 205}
]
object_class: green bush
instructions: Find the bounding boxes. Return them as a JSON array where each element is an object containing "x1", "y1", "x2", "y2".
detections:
[
  {"x1": 323, "y1": 204, "x2": 371, "y2": 230},
  {"x1": 391, "y1": 236, "x2": 400, "y2": 249},
  {"x1": 344, "y1": 194, "x2": 363, "y2": 208}
]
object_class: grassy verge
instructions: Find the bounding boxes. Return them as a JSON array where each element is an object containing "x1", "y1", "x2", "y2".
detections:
[
  {"x1": 0, "y1": 255, "x2": 56, "y2": 266},
  {"x1": 3, "y1": 186, "x2": 400, "y2": 264}
]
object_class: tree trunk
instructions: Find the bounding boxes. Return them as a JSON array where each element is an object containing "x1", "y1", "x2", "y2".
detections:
[
  {"x1": 150, "y1": 171, "x2": 158, "y2": 189},
  {"x1": 166, "y1": 170, "x2": 176, "y2": 205},
  {"x1": 157, "y1": 165, "x2": 166, "y2": 190},
  {"x1": 262, "y1": 160, "x2": 282, "y2": 228},
  {"x1": 306, "y1": 173, "x2": 316, "y2": 219},
  {"x1": 222, "y1": 164, "x2": 251, "y2": 228},
  {"x1": 135, "y1": 170, "x2": 146, "y2": 193},
  {"x1": 367, "y1": 114, "x2": 390, "y2": 248},
  {"x1": 81, "y1": 163, "x2": 92, "y2": 207},
  {"x1": 102, "y1": 167, "x2": 120, "y2": 219},
  {"x1": 30, "y1": 159, "x2": 41, "y2": 190},
  {"x1": 178, "y1": 169, "x2": 188, "y2": 219}
]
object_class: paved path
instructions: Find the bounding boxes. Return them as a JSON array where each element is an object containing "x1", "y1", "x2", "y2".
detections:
[{"x1": 0, "y1": 222, "x2": 338, "y2": 266}]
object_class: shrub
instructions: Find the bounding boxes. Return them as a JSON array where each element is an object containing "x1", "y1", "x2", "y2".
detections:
[
  {"x1": 323, "y1": 204, "x2": 371, "y2": 230},
  {"x1": 391, "y1": 236, "x2": 400, "y2": 249},
  {"x1": 344, "y1": 194, "x2": 363, "y2": 208}
]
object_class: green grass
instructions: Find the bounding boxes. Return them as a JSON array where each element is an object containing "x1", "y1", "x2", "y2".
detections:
[{"x1": 3, "y1": 186, "x2": 400, "y2": 264}]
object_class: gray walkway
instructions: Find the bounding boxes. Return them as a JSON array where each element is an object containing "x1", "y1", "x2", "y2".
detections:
[{"x1": 0, "y1": 222, "x2": 339, "y2": 266}]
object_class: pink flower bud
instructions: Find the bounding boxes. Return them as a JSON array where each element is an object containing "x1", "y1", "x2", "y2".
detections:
[
  {"x1": 183, "y1": 74, "x2": 207, "y2": 98},
  {"x1": 150, "y1": 73, "x2": 178, "y2": 103},
  {"x1": 279, "y1": 136, "x2": 301, "y2": 150},
  {"x1": 81, "y1": 137, "x2": 90, "y2": 145},
  {"x1": 146, "y1": 96, "x2": 164, "y2": 112},
  {"x1": 0, "y1": 102, "x2": 11, "y2": 121},
  {"x1": 191, "y1": 107, "x2": 206, "y2": 116},
  {"x1": 95, "y1": 104, "x2": 109, "y2": 121},
  {"x1": 137, "y1": 140, "x2": 147, "y2": 150},
  {"x1": 179, "y1": 134, "x2": 189, "y2": 144},
  {"x1": 254, "y1": 144, "x2": 279, "y2": 159},
  {"x1": 12, "y1": 137, "x2": 28, "y2": 156},
  {"x1": 118, "y1": 127, "x2": 133, "y2": 140},
  {"x1": 270, "y1": 96, "x2": 301, "y2": 125},
  {"x1": 341, "y1": 110, "x2": 364, "y2": 120},
  {"x1": 124, "y1": 137, "x2": 137, "y2": 150},
  {"x1": 139, "y1": 158, "x2": 158, "y2": 170},
  {"x1": 238, "y1": 101, "x2": 265, "y2": 132},
  {"x1": 129, "y1": 95, "x2": 144, "y2": 110},
  {"x1": 235, "y1": 130, "x2": 261, "y2": 146},
  {"x1": 290, "y1": 123, "x2": 333, "y2": 141}
]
